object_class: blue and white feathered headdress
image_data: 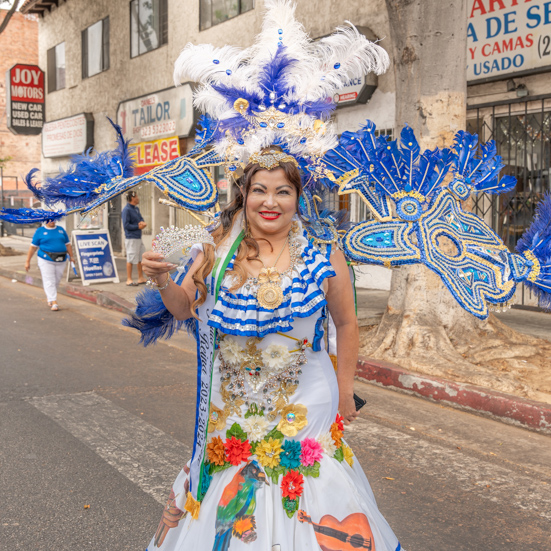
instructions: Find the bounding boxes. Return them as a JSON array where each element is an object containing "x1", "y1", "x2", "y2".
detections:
[{"x1": 173, "y1": 0, "x2": 389, "y2": 167}]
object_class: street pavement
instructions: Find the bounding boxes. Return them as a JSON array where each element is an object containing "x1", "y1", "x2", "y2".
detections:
[{"x1": 1, "y1": 278, "x2": 550, "y2": 550}]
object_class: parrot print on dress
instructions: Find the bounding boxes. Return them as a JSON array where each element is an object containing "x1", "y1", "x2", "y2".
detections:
[{"x1": 213, "y1": 460, "x2": 269, "y2": 551}]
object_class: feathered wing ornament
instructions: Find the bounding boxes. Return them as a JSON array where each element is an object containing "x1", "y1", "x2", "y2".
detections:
[
  {"x1": 516, "y1": 193, "x2": 551, "y2": 310},
  {"x1": 319, "y1": 121, "x2": 551, "y2": 318},
  {"x1": 0, "y1": 119, "x2": 223, "y2": 224}
]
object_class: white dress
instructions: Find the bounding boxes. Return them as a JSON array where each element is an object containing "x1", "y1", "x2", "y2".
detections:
[{"x1": 146, "y1": 229, "x2": 401, "y2": 551}]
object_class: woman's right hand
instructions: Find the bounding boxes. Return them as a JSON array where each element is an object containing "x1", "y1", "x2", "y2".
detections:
[
  {"x1": 141, "y1": 251, "x2": 177, "y2": 282},
  {"x1": 25, "y1": 260, "x2": 30, "y2": 272}
]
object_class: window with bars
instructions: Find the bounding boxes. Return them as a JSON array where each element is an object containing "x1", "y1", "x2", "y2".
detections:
[
  {"x1": 82, "y1": 17, "x2": 110, "y2": 79},
  {"x1": 130, "y1": 0, "x2": 168, "y2": 58},
  {"x1": 47, "y1": 42, "x2": 66, "y2": 92},
  {"x1": 467, "y1": 102, "x2": 551, "y2": 252},
  {"x1": 200, "y1": 0, "x2": 254, "y2": 31}
]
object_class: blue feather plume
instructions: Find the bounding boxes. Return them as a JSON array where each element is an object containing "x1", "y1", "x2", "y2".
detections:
[
  {"x1": 122, "y1": 261, "x2": 197, "y2": 345},
  {"x1": 23, "y1": 118, "x2": 135, "y2": 209},
  {"x1": 450, "y1": 133, "x2": 516, "y2": 195},
  {"x1": 516, "y1": 193, "x2": 551, "y2": 310},
  {"x1": 0, "y1": 207, "x2": 68, "y2": 224}
]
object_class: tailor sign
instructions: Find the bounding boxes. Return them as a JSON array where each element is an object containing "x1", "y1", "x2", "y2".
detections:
[
  {"x1": 72, "y1": 229, "x2": 119, "y2": 285},
  {"x1": 6, "y1": 64, "x2": 45, "y2": 135},
  {"x1": 467, "y1": 0, "x2": 551, "y2": 82},
  {"x1": 333, "y1": 74, "x2": 377, "y2": 107},
  {"x1": 117, "y1": 84, "x2": 194, "y2": 142},
  {"x1": 42, "y1": 113, "x2": 94, "y2": 158}
]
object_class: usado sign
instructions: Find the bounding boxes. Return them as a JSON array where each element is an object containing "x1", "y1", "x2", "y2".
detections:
[{"x1": 467, "y1": 0, "x2": 551, "y2": 82}]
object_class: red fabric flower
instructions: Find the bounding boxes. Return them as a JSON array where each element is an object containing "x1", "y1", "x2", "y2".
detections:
[
  {"x1": 335, "y1": 413, "x2": 345, "y2": 432},
  {"x1": 224, "y1": 437, "x2": 251, "y2": 466},
  {"x1": 280, "y1": 470, "x2": 304, "y2": 500}
]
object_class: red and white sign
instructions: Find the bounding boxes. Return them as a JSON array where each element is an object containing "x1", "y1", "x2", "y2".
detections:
[
  {"x1": 467, "y1": 0, "x2": 551, "y2": 82},
  {"x1": 42, "y1": 113, "x2": 94, "y2": 158},
  {"x1": 132, "y1": 136, "x2": 180, "y2": 175},
  {"x1": 332, "y1": 75, "x2": 377, "y2": 107},
  {"x1": 117, "y1": 85, "x2": 194, "y2": 143},
  {"x1": 6, "y1": 64, "x2": 45, "y2": 135}
]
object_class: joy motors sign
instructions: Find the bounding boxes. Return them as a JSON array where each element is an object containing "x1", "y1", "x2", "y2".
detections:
[{"x1": 6, "y1": 64, "x2": 45, "y2": 135}]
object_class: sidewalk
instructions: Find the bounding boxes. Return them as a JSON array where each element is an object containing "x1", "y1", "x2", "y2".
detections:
[{"x1": 2, "y1": 234, "x2": 550, "y2": 434}]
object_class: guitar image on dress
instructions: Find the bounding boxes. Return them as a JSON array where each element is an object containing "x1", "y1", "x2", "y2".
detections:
[{"x1": 298, "y1": 510, "x2": 375, "y2": 551}]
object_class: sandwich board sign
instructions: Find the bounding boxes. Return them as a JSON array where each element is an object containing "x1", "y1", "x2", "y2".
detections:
[{"x1": 72, "y1": 229, "x2": 119, "y2": 285}]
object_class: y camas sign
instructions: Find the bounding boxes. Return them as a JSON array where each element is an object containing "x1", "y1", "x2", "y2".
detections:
[
  {"x1": 467, "y1": 0, "x2": 551, "y2": 82},
  {"x1": 6, "y1": 64, "x2": 45, "y2": 135}
]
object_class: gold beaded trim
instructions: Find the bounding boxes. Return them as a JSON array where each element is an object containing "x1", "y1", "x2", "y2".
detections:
[{"x1": 249, "y1": 149, "x2": 299, "y2": 170}]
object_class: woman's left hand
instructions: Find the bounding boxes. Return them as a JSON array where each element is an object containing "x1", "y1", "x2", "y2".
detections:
[{"x1": 338, "y1": 392, "x2": 359, "y2": 426}]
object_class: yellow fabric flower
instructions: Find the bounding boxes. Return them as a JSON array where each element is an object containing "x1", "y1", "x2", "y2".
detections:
[
  {"x1": 255, "y1": 437, "x2": 282, "y2": 468},
  {"x1": 276, "y1": 404, "x2": 308, "y2": 437},
  {"x1": 184, "y1": 492, "x2": 201, "y2": 520},
  {"x1": 342, "y1": 444, "x2": 354, "y2": 467},
  {"x1": 206, "y1": 436, "x2": 227, "y2": 466},
  {"x1": 208, "y1": 403, "x2": 228, "y2": 433}
]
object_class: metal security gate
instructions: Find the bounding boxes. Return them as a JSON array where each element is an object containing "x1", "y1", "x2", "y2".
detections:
[{"x1": 467, "y1": 95, "x2": 551, "y2": 307}]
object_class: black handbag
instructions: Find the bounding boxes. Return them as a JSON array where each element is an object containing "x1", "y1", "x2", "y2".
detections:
[{"x1": 42, "y1": 250, "x2": 67, "y2": 262}]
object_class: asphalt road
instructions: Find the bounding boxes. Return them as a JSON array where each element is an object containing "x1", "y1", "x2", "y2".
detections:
[{"x1": 1, "y1": 277, "x2": 550, "y2": 551}]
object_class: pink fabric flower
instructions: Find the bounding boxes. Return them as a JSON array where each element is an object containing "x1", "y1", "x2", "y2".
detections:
[{"x1": 300, "y1": 438, "x2": 323, "y2": 466}]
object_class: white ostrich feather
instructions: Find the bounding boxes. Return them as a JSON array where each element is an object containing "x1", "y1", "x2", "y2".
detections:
[{"x1": 173, "y1": 44, "x2": 246, "y2": 87}]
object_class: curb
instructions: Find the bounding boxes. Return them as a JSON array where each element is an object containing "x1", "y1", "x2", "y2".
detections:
[
  {"x1": 0, "y1": 267, "x2": 134, "y2": 315},
  {"x1": 356, "y1": 357, "x2": 551, "y2": 435},
  {"x1": 4, "y1": 265, "x2": 550, "y2": 435}
]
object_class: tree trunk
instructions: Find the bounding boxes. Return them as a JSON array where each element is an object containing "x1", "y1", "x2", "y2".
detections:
[
  {"x1": 363, "y1": 0, "x2": 551, "y2": 403},
  {"x1": 0, "y1": 2, "x2": 19, "y2": 36}
]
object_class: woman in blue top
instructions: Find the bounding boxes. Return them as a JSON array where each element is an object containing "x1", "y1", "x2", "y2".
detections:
[{"x1": 25, "y1": 220, "x2": 74, "y2": 311}]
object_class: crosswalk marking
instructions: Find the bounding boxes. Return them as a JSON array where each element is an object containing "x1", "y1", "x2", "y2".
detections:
[
  {"x1": 28, "y1": 392, "x2": 550, "y2": 520},
  {"x1": 28, "y1": 392, "x2": 191, "y2": 504}
]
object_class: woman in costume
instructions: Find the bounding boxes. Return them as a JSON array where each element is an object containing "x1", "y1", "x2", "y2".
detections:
[
  {"x1": 25, "y1": 219, "x2": 74, "y2": 311},
  {"x1": 140, "y1": 148, "x2": 401, "y2": 551}
]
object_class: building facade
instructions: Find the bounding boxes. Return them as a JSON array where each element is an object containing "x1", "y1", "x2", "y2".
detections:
[
  {"x1": 0, "y1": 9, "x2": 41, "y2": 227},
  {"x1": 19, "y1": 0, "x2": 551, "y2": 299}
]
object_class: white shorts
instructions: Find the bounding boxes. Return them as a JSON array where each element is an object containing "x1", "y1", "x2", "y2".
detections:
[{"x1": 125, "y1": 238, "x2": 145, "y2": 264}]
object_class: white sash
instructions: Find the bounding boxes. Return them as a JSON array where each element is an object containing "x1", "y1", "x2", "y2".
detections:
[{"x1": 188, "y1": 217, "x2": 244, "y2": 503}]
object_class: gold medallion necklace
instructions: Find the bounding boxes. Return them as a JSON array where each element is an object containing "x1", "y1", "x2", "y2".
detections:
[{"x1": 255, "y1": 235, "x2": 288, "y2": 310}]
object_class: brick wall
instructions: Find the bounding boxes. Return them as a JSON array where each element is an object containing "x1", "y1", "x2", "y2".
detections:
[{"x1": 0, "y1": 10, "x2": 40, "y2": 193}]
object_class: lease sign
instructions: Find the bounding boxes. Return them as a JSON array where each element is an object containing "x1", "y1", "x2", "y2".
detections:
[
  {"x1": 467, "y1": 0, "x2": 551, "y2": 82},
  {"x1": 133, "y1": 136, "x2": 180, "y2": 167}
]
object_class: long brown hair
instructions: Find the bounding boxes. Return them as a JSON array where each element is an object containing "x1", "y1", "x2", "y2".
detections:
[{"x1": 190, "y1": 153, "x2": 302, "y2": 317}]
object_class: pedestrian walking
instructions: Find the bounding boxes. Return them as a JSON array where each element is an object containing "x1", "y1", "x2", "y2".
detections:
[
  {"x1": 25, "y1": 219, "x2": 74, "y2": 311},
  {"x1": 122, "y1": 190, "x2": 147, "y2": 286}
]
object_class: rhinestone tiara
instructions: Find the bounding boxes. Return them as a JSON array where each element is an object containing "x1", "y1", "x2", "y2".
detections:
[
  {"x1": 152, "y1": 225, "x2": 215, "y2": 260},
  {"x1": 248, "y1": 150, "x2": 299, "y2": 170}
]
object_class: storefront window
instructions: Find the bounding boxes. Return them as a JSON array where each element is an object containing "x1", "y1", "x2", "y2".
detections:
[
  {"x1": 82, "y1": 18, "x2": 110, "y2": 79},
  {"x1": 47, "y1": 42, "x2": 65, "y2": 92},
  {"x1": 78, "y1": 209, "x2": 104, "y2": 229},
  {"x1": 130, "y1": 0, "x2": 168, "y2": 58},
  {"x1": 200, "y1": 0, "x2": 254, "y2": 31}
]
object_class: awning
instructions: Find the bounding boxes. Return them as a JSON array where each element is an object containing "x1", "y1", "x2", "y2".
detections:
[{"x1": 19, "y1": 0, "x2": 64, "y2": 16}]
